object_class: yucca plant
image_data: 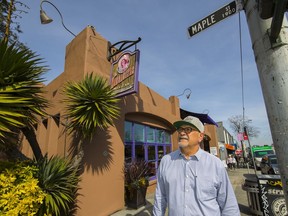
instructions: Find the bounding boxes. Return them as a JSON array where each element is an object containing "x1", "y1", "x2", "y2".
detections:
[
  {"x1": 35, "y1": 155, "x2": 80, "y2": 216},
  {"x1": 62, "y1": 73, "x2": 120, "y2": 140}
]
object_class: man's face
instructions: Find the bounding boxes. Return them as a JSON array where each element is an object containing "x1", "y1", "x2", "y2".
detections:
[{"x1": 177, "y1": 125, "x2": 203, "y2": 148}]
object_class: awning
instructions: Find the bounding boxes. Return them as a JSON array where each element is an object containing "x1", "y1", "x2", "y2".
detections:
[
  {"x1": 180, "y1": 108, "x2": 218, "y2": 126},
  {"x1": 225, "y1": 144, "x2": 235, "y2": 150}
]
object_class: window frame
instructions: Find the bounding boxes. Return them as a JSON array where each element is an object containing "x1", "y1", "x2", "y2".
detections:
[{"x1": 124, "y1": 121, "x2": 172, "y2": 180}]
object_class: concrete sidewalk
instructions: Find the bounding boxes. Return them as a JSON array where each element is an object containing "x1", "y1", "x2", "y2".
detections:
[{"x1": 111, "y1": 168, "x2": 255, "y2": 216}]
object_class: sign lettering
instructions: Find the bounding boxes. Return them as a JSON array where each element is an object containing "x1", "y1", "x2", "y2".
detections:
[{"x1": 187, "y1": 1, "x2": 241, "y2": 38}]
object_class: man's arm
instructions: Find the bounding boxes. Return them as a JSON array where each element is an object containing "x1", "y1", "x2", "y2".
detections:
[
  {"x1": 216, "y1": 166, "x2": 240, "y2": 216},
  {"x1": 152, "y1": 164, "x2": 167, "y2": 216}
]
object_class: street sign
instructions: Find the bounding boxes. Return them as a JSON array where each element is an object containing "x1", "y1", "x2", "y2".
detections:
[{"x1": 187, "y1": 1, "x2": 242, "y2": 38}]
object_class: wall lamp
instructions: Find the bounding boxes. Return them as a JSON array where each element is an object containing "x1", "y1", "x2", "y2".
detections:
[
  {"x1": 176, "y1": 88, "x2": 192, "y2": 99},
  {"x1": 40, "y1": 0, "x2": 76, "y2": 37}
]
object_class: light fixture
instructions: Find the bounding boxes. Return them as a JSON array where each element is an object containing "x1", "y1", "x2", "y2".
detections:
[
  {"x1": 40, "y1": 0, "x2": 76, "y2": 37},
  {"x1": 176, "y1": 88, "x2": 192, "y2": 99}
]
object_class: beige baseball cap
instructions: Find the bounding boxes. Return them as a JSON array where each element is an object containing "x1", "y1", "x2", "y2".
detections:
[{"x1": 173, "y1": 116, "x2": 204, "y2": 133}]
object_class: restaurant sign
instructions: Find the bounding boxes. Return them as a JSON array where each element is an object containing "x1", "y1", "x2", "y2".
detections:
[{"x1": 110, "y1": 50, "x2": 140, "y2": 97}]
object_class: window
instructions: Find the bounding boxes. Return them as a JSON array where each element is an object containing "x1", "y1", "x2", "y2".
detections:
[{"x1": 124, "y1": 121, "x2": 172, "y2": 180}]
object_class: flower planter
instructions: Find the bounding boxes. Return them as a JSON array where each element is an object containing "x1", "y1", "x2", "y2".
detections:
[{"x1": 125, "y1": 186, "x2": 147, "y2": 209}]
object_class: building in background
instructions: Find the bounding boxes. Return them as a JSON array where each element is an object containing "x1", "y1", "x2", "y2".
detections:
[{"x1": 216, "y1": 121, "x2": 237, "y2": 161}]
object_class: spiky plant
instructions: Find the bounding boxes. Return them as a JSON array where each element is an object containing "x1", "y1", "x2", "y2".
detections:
[
  {"x1": 0, "y1": 40, "x2": 48, "y2": 159},
  {"x1": 62, "y1": 73, "x2": 120, "y2": 140},
  {"x1": 35, "y1": 155, "x2": 80, "y2": 216}
]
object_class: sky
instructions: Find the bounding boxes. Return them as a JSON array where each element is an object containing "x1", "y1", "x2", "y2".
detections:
[{"x1": 17, "y1": 0, "x2": 273, "y2": 147}]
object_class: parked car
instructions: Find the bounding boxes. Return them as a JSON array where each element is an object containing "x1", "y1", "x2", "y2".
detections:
[{"x1": 260, "y1": 154, "x2": 279, "y2": 175}]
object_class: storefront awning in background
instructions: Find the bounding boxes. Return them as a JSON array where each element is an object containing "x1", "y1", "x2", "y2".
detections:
[
  {"x1": 180, "y1": 108, "x2": 218, "y2": 126},
  {"x1": 225, "y1": 144, "x2": 235, "y2": 150}
]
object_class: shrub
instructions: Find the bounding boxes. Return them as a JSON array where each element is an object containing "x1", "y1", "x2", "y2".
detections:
[
  {"x1": 124, "y1": 159, "x2": 151, "y2": 190},
  {"x1": 0, "y1": 161, "x2": 46, "y2": 216}
]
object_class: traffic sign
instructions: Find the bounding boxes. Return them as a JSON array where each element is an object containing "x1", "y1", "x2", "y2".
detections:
[{"x1": 187, "y1": 1, "x2": 242, "y2": 38}]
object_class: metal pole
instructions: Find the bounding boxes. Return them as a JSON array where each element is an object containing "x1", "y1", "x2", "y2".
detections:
[{"x1": 244, "y1": 0, "x2": 288, "y2": 208}]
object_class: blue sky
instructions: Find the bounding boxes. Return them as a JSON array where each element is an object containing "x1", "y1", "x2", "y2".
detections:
[{"x1": 18, "y1": 0, "x2": 273, "y2": 146}]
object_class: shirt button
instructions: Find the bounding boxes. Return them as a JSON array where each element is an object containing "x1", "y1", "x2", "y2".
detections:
[
  {"x1": 185, "y1": 205, "x2": 188, "y2": 208},
  {"x1": 186, "y1": 175, "x2": 189, "y2": 178},
  {"x1": 186, "y1": 189, "x2": 189, "y2": 192}
]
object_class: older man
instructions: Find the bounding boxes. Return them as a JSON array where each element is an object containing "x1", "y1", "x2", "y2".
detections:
[{"x1": 153, "y1": 116, "x2": 240, "y2": 216}]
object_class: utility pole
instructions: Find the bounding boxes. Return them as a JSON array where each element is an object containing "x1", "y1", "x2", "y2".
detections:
[{"x1": 244, "y1": 0, "x2": 288, "y2": 208}]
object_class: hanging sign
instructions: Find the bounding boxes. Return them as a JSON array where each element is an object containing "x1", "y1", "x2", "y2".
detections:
[{"x1": 110, "y1": 50, "x2": 140, "y2": 97}]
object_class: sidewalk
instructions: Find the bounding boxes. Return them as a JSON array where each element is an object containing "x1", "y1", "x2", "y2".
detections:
[{"x1": 111, "y1": 167, "x2": 255, "y2": 216}]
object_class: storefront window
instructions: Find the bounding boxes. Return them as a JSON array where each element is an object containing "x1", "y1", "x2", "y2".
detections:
[
  {"x1": 125, "y1": 145, "x2": 132, "y2": 163},
  {"x1": 148, "y1": 145, "x2": 156, "y2": 160},
  {"x1": 124, "y1": 121, "x2": 172, "y2": 180},
  {"x1": 135, "y1": 144, "x2": 145, "y2": 160},
  {"x1": 124, "y1": 122, "x2": 132, "y2": 142},
  {"x1": 155, "y1": 129, "x2": 163, "y2": 143},
  {"x1": 134, "y1": 123, "x2": 144, "y2": 142},
  {"x1": 164, "y1": 132, "x2": 171, "y2": 143},
  {"x1": 146, "y1": 126, "x2": 155, "y2": 143},
  {"x1": 158, "y1": 146, "x2": 164, "y2": 160}
]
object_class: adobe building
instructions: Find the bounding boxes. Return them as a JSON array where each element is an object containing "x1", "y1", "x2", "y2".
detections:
[{"x1": 20, "y1": 26, "x2": 220, "y2": 216}]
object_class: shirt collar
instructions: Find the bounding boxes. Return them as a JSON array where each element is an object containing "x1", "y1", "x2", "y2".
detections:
[{"x1": 178, "y1": 148, "x2": 204, "y2": 160}]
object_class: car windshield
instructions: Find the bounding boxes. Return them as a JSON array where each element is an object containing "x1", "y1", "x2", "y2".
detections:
[
  {"x1": 254, "y1": 150, "x2": 274, "y2": 157},
  {"x1": 270, "y1": 158, "x2": 277, "y2": 165}
]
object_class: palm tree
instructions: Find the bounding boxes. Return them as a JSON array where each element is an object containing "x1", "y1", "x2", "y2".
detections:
[{"x1": 0, "y1": 40, "x2": 48, "y2": 160}]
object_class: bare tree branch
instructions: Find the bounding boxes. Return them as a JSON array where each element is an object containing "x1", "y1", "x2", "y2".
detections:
[{"x1": 228, "y1": 115, "x2": 260, "y2": 138}]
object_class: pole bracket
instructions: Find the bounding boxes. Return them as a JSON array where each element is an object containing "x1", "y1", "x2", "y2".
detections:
[{"x1": 107, "y1": 37, "x2": 141, "y2": 61}]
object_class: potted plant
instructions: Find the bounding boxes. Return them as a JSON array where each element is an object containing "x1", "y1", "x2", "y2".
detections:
[{"x1": 124, "y1": 159, "x2": 151, "y2": 209}]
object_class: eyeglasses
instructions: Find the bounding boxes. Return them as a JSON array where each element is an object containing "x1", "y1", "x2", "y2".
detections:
[{"x1": 177, "y1": 127, "x2": 196, "y2": 134}]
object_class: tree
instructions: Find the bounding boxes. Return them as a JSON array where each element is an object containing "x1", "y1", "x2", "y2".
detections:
[
  {"x1": 62, "y1": 74, "x2": 120, "y2": 167},
  {"x1": 228, "y1": 115, "x2": 260, "y2": 139},
  {"x1": 0, "y1": 0, "x2": 28, "y2": 48},
  {"x1": 0, "y1": 41, "x2": 82, "y2": 215},
  {"x1": 0, "y1": 40, "x2": 49, "y2": 160},
  {"x1": 62, "y1": 73, "x2": 120, "y2": 140}
]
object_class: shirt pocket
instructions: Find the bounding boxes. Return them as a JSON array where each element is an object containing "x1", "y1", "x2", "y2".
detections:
[{"x1": 197, "y1": 177, "x2": 217, "y2": 201}]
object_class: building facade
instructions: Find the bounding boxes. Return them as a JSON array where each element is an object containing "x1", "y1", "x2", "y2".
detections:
[{"x1": 20, "y1": 27, "x2": 220, "y2": 216}]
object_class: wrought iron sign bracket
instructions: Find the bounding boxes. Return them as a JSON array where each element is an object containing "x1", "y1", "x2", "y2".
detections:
[{"x1": 107, "y1": 37, "x2": 141, "y2": 61}]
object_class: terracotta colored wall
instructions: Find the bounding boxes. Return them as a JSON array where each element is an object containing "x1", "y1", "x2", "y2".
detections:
[{"x1": 205, "y1": 124, "x2": 220, "y2": 156}]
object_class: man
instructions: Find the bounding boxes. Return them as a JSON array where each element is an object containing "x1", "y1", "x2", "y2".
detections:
[{"x1": 153, "y1": 116, "x2": 240, "y2": 216}]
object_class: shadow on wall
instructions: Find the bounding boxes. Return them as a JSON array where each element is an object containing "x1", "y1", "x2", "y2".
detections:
[{"x1": 69, "y1": 131, "x2": 114, "y2": 175}]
